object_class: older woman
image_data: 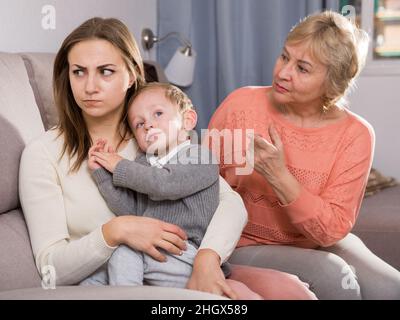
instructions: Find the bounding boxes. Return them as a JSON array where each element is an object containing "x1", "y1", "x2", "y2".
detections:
[{"x1": 207, "y1": 11, "x2": 400, "y2": 299}]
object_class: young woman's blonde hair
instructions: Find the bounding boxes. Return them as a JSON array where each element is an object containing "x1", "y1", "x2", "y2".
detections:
[
  {"x1": 286, "y1": 11, "x2": 369, "y2": 110},
  {"x1": 53, "y1": 17, "x2": 146, "y2": 172}
]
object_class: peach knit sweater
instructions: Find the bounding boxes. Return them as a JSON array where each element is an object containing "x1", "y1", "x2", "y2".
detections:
[{"x1": 208, "y1": 86, "x2": 375, "y2": 248}]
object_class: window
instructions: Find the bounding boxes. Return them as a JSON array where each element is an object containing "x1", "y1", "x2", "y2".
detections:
[
  {"x1": 374, "y1": 0, "x2": 400, "y2": 59},
  {"x1": 340, "y1": 0, "x2": 400, "y2": 74}
]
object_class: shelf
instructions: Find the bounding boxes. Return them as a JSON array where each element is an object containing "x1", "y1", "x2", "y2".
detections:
[
  {"x1": 376, "y1": 10, "x2": 400, "y2": 21},
  {"x1": 375, "y1": 46, "x2": 400, "y2": 57}
]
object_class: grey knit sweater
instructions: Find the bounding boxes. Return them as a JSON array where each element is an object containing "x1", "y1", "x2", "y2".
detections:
[{"x1": 92, "y1": 143, "x2": 219, "y2": 248}]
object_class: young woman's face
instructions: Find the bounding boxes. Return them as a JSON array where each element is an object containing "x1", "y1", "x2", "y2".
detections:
[
  {"x1": 271, "y1": 42, "x2": 328, "y2": 110},
  {"x1": 68, "y1": 39, "x2": 134, "y2": 121}
]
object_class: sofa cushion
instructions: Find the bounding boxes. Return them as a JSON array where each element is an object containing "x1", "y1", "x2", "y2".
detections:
[
  {"x1": 353, "y1": 185, "x2": 400, "y2": 270},
  {"x1": 20, "y1": 53, "x2": 57, "y2": 130},
  {"x1": 0, "y1": 115, "x2": 25, "y2": 214},
  {"x1": 0, "y1": 209, "x2": 41, "y2": 291},
  {"x1": 0, "y1": 52, "x2": 45, "y2": 143}
]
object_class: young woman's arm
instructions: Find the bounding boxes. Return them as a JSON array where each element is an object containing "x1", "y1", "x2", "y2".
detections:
[
  {"x1": 19, "y1": 139, "x2": 116, "y2": 285},
  {"x1": 19, "y1": 138, "x2": 187, "y2": 285},
  {"x1": 187, "y1": 176, "x2": 247, "y2": 298}
]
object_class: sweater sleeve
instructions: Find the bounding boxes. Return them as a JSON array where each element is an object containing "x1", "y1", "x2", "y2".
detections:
[
  {"x1": 92, "y1": 168, "x2": 138, "y2": 216},
  {"x1": 198, "y1": 176, "x2": 248, "y2": 263},
  {"x1": 283, "y1": 125, "x2": 375, "y2": 247},
  {"x1": 113, "y1": 145, "x2": 219, "y2": 201},
  {"x1": 19, "y1": 140, "x2": 116, "y2": 285}
]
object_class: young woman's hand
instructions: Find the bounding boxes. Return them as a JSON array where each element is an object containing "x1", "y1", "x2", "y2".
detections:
[
  {"x1": 103, "y1": 216, "x2": 188, "y2": 262},
  {"x1": 186, "y1": 249, "x2": 238, "y2": 299}
]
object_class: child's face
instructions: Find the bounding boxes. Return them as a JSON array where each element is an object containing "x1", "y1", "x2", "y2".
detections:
[{"x1": 128, "y1": 88, "x2": 188, "y2": 155}]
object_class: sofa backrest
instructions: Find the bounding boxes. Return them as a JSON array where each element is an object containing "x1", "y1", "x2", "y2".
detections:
[
  {"x1": 0, "y1": 114, "x2": 42, "y2": 290},
  {"x1": 0, "y1": 52, "x2": 47, "y2": 291},
  {"x1": 21, "y1": 53, "x2": 58, "y2": 130}
]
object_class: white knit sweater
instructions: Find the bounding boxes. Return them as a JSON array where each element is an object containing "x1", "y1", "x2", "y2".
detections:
[{"x1": 19, "y1": 129, "x2": 247, "y2": 285}]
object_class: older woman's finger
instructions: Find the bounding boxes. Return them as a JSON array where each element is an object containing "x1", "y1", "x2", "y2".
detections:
[
  {"x1": 269, "y1": 125, "x2": 283, "y2": 149},
  {"x1": 253, "y1": 134, "x2": 275, "y2": 151}
]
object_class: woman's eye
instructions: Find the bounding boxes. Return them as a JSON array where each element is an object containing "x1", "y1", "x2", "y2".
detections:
[
  {"x1": 281, "y1": 54, "x2": 288, "y2": 61},
  {"x1": 72, "y1": 69, "x2": 84, "y2": 76},
  {"x1": 101, "y1": 69, "x2": 114, "y2": 76},
  {"x1": 298, "y1": 65, "x2": 308, "y2": 73},
  {"x1": 155, "y1": 111, "x2": 163, "y2": 117},
  {"x1": 136, "y1": 122, "x2": 144, "y2": 129}
]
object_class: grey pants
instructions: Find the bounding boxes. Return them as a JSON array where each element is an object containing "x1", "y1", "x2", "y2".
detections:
[
  {"x1": 80, "y1": 242, "x2": 197, "y2": 288},
  {"x1": 229, "y1": 233, "x2": 400, "y2": 300}
]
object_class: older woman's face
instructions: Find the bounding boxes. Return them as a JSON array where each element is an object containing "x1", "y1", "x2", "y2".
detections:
[
  {"x1": 68, "y1": 39, "x2": 134, "y2": 121},
  {"x1": 271, "y1": 42, "x2": 327, "y2": 110}
]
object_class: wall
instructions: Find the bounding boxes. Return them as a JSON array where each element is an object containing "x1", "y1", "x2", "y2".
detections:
[
  {"x1": 0, "y1": 0, "x2": 156, "y2": 59},
  {"x1": 348, "y1": 73, "x2": 400, "y2": 180}
]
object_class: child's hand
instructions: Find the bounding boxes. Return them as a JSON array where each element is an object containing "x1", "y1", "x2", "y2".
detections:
[
  {"x1": 91, "y1": 145, "x2": 123, "y2": 173},
  {"x1": 88, "y1": 139, "x2": 105, "y2": 171}
]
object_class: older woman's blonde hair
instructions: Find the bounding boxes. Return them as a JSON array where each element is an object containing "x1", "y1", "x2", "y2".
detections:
[
  {"x1": 286, "y1": 11, "x2": 369, "y2": 110},
  {"x1": 53, "y1": 17, "x2": 146, "y2": 172}
]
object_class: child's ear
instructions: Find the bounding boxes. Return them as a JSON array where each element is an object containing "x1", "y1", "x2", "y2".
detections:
[{"x1": 182, "y1": 109, "x2": 197, "y2": 131}]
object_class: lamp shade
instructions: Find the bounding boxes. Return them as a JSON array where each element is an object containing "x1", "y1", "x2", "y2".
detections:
[{"x1": 164, "y1": 46, "x2": 196, "y2": 87}]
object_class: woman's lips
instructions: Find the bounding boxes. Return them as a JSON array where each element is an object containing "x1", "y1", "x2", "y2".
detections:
[
  {"x1": 83, "y1": 100, "x2": 102, "y2": 107},
  {"x1": 274, "y1": 83, "x2": 289, "y2": 93}
]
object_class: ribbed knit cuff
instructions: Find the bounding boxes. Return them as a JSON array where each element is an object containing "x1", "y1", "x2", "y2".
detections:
[
  {"x1": 113, "y1": 159, "x2": 131, "y2": 187},
  {"x1": 281, "y1": 186, "x2": 320, "y2": 224},
  {"x1": 92, "y1": 167, "x2": 112, "y2": 184},
  {"x1": 91, "y1": 225, "x2": 118, "y2": 254}
]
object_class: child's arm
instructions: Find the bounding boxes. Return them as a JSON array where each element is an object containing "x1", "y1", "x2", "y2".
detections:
[
  {"x1": 113, "y1": 145, "x2": 219, "y2": 201},
  {"x1": 88, "y1": 141, "x2": 138, "y2": 216},
  {"x1": 91, "y1": 168, "x2": 138, "y2": 216}
]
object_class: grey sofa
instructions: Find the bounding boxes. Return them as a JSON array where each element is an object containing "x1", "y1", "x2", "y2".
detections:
[
  {"x1": 0, "y1": 52, "x2": 399, "y2": 299},
  {"x1": 353, "y1": 185, "x2": 400, "y2": 270}
]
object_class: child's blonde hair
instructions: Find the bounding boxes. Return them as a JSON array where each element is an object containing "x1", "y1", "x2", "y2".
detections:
[{"x1": 128, "y1": 82, "x2": 195, "y2": 115}]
